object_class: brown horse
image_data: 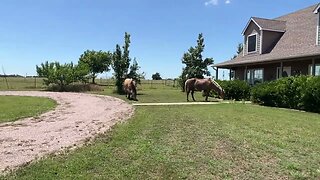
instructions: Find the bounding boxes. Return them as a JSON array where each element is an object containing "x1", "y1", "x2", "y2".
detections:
[
  {"x1": 123, "y1": 78, "x2": 137, "y2": 101},
  {"x1": 185, "y1": 78, "x2": 224, "y2": 101}
]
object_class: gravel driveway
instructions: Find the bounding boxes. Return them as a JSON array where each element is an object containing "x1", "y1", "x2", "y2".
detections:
[{"x1": 0, "y1": 91, "x2": 134, "y2": 173}]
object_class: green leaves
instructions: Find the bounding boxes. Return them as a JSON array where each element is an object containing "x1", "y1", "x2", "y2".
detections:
[
  {"x1": 181, "y1": 33, "x2": 214, "y2": 79},
  {"x1": 217, "y1": 80, "x2": 251, "y2": 100},
  {"x1": 78, "y1": 50, "x2": 112, "y2": 83},
  {"x1": 251, "y1": 76, "x2": 320, "y2": 113},
  {"x1": 36, "y1": 61, "x2": 89, "y2": 91},
  {"x1": 112, "y1": 32, "x2": 143, "y2": 93},
  {"x1": 152, "y1": 72, "x2": 162, "y2": 80},
  {"x1": 179, "y1": 33, "x2": 214, "y2": 91}
]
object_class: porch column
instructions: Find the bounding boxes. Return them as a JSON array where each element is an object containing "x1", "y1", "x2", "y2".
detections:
[
  {"x1": 216, "y1": 67, "x2": 219, "y2": 80},
  {"x1": 279, "y1": 62, "x2": 283, "y2": 78},
  {"x1": 244, "y1": 66, "x2": 247, "y2": 81},
  {"x1": 312, "y1": 58, "x2": 316, "y2": 76}
]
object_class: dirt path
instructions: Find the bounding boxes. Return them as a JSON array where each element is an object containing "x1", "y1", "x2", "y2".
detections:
[{"x1": 0, "y1": 91, "x2": 134, "y2": 173}]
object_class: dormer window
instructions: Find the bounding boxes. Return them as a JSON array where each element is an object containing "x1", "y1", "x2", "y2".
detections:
[{"x1": 247, "y1": 34, "x2": 257, "y2": 53}]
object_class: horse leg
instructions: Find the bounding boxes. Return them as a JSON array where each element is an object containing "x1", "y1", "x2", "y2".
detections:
[
  {"x1": 191, "y1": 90, "x2": 196, "y2": 101},
  {"x1": 186, "y1": 90, "x2": 190, "y2": 101},
  {"x1": 204, "y1": 90, "x2": 209, "y2": 102}
]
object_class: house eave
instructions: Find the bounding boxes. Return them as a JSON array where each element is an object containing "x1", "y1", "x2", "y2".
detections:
[
  {"x1": 241, "y1": 17, "x2": 262, "y2": 35},
  {"x1": 214, "y1": 54, "x2": 320, "y2": 68},
  {"x1": 313, "y1": 3, "x2": 320, "y2": 14},
  {"x1": 261, "y1": 28, "x2": 286, "y2": 33}
]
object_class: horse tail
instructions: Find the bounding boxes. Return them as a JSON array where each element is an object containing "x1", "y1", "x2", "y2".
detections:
[{"x1": 184, "y1": 79, "x2": 189, "y2": 92}]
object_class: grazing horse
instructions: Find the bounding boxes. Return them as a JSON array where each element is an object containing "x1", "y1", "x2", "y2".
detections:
[
  {"x1": 185, "y1": 78, "x2": 224, "y2": 102},
  {"x1": 123, "y1": 78, "x2": 137, "y2": 101}
]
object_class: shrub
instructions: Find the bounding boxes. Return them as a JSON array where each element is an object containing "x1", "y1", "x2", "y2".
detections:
[
  {"x1": 217, "y1": 80, "x2": 251, "y2": 100},
  {"x1": 251, "y1": 75, "x2": 320, "y2": 113},
  {"x1": 36, "y1": 61, "x2": 89, "y2": 91},
  {"x1": 47, "y1": 83, "x2": 103, "y2": 92},
  {"x1": 251, "y1": 81, "x2": 283, "y2": 107},
  {"x1": 302, "y1": 76, "x2": 320, "y2": 113}
]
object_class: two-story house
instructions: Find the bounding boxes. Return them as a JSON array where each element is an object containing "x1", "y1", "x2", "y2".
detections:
[{"x1": 214, "y1": 3, "x2": 320, "y2": 85}]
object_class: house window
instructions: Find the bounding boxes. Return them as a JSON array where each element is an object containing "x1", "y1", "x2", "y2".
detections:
[
  {"x1": 247, "y1": 34, "x2": 257, "y2": 53},
  {"x1": 308, "y1": 64, "x2": 320, "y2": 76},
  {"x1": 277, "y1": 66, "x2": 291, "y2": 79},
  {"x1": 246, "y1": 69, "x2": 263, "y2": 85}
]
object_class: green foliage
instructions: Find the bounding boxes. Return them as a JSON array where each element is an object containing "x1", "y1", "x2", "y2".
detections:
[
  {"x1": 112, "y1": 32, "x2": 131, "y2": 94},
  {"x1": 301, "y1": 76, "x2": 320, "y2": 113},
  {"x1": 251, "y1": 76, "x2": 320, "y2": 113},
  {"x1": 78, "y1": 50, "x2": 112, "y2": 83},
  {"x1": 152, "y1": 72, "x2": 162, "y2": 80},
  {"x1": 180, "y1": 33, "x2": 214, "y2": 90},
  {"x1": 217, "y1": 80, "x2": 251, "y2": 100},
  {"x1": 127, "y1": 58, "x2": 144, "y2": 84},
  {"x1": 232, "y1": 43, "x2": 243, "y2": 59},
  {"x1": 36, "y1": 61, "x2": 89, "y2": 91}
]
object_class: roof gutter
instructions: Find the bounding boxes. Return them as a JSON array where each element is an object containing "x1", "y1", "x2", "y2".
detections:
[{"x1": 214, "y1": 54, "x2": 320, "y2": 68}]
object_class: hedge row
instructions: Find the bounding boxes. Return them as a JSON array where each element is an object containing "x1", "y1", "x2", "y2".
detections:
[
  {"x1": 251, "y1": 76, "x2": 320, "y2": 113},
  {"x1": 216, "y1": 80, "x2": 251, "y2": 100},
  {"x1": 217, "y1": 76, "x2": 320, "y2": 113}
]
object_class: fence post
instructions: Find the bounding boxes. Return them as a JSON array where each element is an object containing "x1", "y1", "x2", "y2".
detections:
[{"x1": 34, "y1": 77, "x2": 37, "y2": 88}]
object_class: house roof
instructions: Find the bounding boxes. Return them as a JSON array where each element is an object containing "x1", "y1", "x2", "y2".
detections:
[
  {"x1": 215, "y1": 3, "x2": 320, "y2": 68},
  {"x1": 242, "y1": 17, "x2": 286, "y2": 35}
]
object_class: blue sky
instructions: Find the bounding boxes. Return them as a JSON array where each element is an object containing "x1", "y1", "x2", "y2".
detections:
[{"x1": 0, "y1": 0, "x2": 319, "y2": 79}]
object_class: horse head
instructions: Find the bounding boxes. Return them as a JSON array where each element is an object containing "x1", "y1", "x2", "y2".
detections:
[{"x1": 210, "y1": 80, "x2": 225, "y2": 99}]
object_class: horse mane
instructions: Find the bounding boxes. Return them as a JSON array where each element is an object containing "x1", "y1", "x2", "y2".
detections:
[{"x1": 211, "y1": 79, "x2": 223, "y2": 92}]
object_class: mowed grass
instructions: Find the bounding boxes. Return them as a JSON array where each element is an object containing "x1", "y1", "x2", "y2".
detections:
[
  {"x1": 2, "y1": 104, "x2": 320, "y2": 179},
  {"x1": 0, "y1": 96, "x2": 56, "y2": 123},
  {"x1": 97, "y1": 83, "x2": 214, "y2": 103}
]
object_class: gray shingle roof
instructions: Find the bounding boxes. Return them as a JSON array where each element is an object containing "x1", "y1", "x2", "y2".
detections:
[
  {"x1": 251, "y1": 17, "x2": 286, "y2": 32},
  {"x1": 215, "y1": 3, "x2": 320, "y2": 68}
]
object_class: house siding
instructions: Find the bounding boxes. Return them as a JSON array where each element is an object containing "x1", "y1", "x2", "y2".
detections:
[
  {"x1": 262, "y1": 31, "x2": 283, "y2": 54},
  {"x1": 318, "y1": 25, "x2": 320, "y2": 45},
  {"x1": 244, "y1": 22, "x2": 261, "y2": 55}
]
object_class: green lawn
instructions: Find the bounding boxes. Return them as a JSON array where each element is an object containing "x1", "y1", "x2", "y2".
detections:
[
  {"x1": 2, "y1": 104, "x2": 320, "y2": 179},
  {"x1": 0, "y1": 96, "x2": 56, "y2": 123}
]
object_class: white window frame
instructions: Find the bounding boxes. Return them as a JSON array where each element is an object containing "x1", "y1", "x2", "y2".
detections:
[
  {"x1": 247, "y1": 33, "x2": 258, "y2": 54},
  {"x1": 277, "y1": 66, "x2": 291, "y2": 79},
  {"x1": 317, "y1": 24, "x2": 319, "y2": 46},
  {"x1": 308, "y1": 64, "x2": 320, "y2": 76},
  {"x1": 317, "y1": 12, "x2": 320, "y2": 45},
  {"x1": 246, "y1": 68, "x2": 264, "y2": 85}
]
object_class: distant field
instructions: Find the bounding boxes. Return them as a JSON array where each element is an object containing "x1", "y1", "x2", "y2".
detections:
[
  {"x1": 0, "y1": 77, "x2": 45, "y2": 90},
  {"x1": 0, "y1": 77, "x2": 179, "y2": 91},
  {"x1": 0, "y1": 96, "x2": 57, "y2": 123}
]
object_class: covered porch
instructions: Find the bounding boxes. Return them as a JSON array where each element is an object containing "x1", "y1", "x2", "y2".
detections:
[{"x1": 214, "y1": 56, "x2": 320, "y2": 85}]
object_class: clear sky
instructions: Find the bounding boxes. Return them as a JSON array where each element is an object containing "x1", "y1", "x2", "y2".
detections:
[{"x1": 0, "y1": 0, "x2": 319, "y2": 79}]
